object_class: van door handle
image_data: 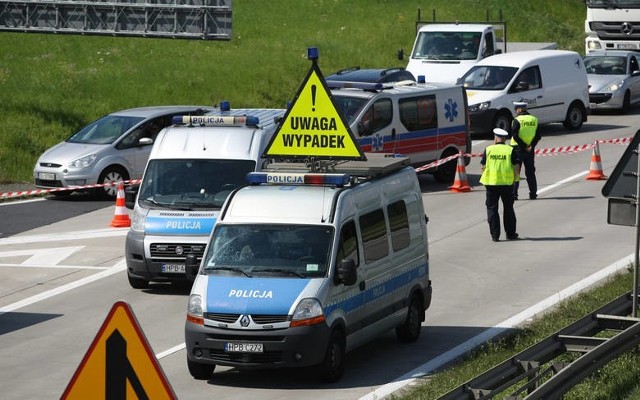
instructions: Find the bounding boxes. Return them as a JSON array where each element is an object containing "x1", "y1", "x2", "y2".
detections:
[
  {"x1": 359, "y1": 281, "x2": 366, "y2": 291},
  {"x1": 391, "y1": 128, "x2": 396, "y2": 139},
  {"x1": 537, "y1": 95, "x2": 543, "y2": 98}
]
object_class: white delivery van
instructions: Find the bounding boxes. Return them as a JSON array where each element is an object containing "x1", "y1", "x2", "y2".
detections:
[
  {"x1": 328, "y1": 80, "x2": 471, "y2": 183},
  {"x1": 185, "y1": 154, "x2": 432, "y2": 382},
  {"x1": 457, "y1": 50, "x2": 590, "y2": 136},
  {"x1": 124, "y1": 107, "x2": 286, "y2": 289}
]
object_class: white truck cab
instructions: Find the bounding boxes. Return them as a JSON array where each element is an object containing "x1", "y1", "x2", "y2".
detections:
[
  {"x1": 328, "y1": 80, "x2": 471, "y2": 183},
  {"x1": 124, "y1": 106, "x2": 286, "y2": 289},
  {"x1": 185, "y1": 154, "x2": 432, "y2": 382}
]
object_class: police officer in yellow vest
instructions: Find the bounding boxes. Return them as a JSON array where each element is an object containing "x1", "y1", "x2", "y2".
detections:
[
  {"x1": 480, "y1": 128, "x2": 521, "y2": 242},
  {"x1": 511, "y1": 101, "x2": 540, "y2": 200}
]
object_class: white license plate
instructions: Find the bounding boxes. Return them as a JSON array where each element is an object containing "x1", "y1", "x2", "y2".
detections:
[
  {"x1": 161, "y1": 264, "x2": 185, "y2": 273},
  {"x1": 225, "y1": 342, "x2": 263, "y2": 353},
  {"x1": 38, "y1": 172, "x2": 55, "y2": 181}
]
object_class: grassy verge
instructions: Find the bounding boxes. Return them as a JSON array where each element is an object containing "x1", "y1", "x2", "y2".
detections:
[
  {"x1": 0, "y1": 0, "x2": 586, "y2": 183},
  {"x1": 393, "y1": 269, "x2": 640, "y2": 399}
]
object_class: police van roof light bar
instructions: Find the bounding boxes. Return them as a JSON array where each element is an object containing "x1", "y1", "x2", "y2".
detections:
[
  {"x1": 247, "y1": 172, "x2": 350, "y2": 187},
  {"x1": 172, "y1": 115, "x2": 260, "y2": 127},
  {"x1": 325, "y1": 80, "x2": 391, "y2": 91}
]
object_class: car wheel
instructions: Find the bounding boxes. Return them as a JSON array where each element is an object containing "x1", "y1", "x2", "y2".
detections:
[
  {"x1": 97, "y1": 166, "x2": 128, "y2": 200},
  {"x1": 433, "y1": 148, "x2": 459, "y2": 184},
  {"x1": 563, "y1": 102, "x2": 584, "y2": 130},
  {"x1": 493, "y1": 111, "x2": 512, "y2": 133},
  {"x1": 317, "y1": 329, "x2": 346, "y2": 383},
  {"x1": 396, "y1": 294, "x2": 424, "y2": 343},
  {"x1": 187, "y1": 358, "x2": 215, "y2": 380},
  {"x1": 127, "y1": 270, "x2": 149, "y2": 289},
  {"x1": 621, "y1": 91, "x2": 631, "y2": 114}
]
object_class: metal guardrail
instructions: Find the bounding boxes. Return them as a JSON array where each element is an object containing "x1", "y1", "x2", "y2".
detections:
[
  {"x1": 438, "y1": 292, "x2": 640, "y2": 400},
  {"x1": 0, "y1": 0, "x2": 232, "y2": 40}
]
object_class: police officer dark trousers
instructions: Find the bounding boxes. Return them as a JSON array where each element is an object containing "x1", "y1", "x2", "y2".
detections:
[
  {"x1": 511, "y1": 102, "x2": 540, "y2": 200},
  {"x1": 480, "y1": 129, "x2": 521, "y2": 242}
]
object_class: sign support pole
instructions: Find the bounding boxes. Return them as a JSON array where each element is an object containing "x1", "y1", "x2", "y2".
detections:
[{"x1": 634, "y1": 145, "x2": 640, "y2": 317}]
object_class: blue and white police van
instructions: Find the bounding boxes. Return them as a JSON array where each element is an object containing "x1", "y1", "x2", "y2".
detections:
[
  {"x1": 184, "y1": 153, "x2": 432, "y2": 382},
  {"x1": 124, "y1": 105, "x2": 286, "y2": 289}
]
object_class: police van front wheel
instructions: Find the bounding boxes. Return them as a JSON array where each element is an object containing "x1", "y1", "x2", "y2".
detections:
[
  {"x1": 188, "y1": 358, "x2": 215, "y2": 380},
  {"x1": 317, "y1": 329, "x2": 345, "y2": 383}
]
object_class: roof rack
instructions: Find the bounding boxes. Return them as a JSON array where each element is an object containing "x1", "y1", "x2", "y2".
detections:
[{"x1": 265, "y1": 153, "x2": 411, "y2": 180}]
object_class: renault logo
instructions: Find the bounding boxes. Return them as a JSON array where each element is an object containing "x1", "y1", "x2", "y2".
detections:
[
  {"x1": 240, "y1": 315, "x2": 250, "y2": 327},
  {"x1": 175, "y1": 245, "x2": 184, "y2": 255},
  {"x1": 622, "y1": 22, "x2": 634, "y2": 35}
]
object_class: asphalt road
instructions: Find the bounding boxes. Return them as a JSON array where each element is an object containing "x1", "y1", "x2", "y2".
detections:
[{"x1": 0, "y1": 109, "x2": 638, "y2": 400}]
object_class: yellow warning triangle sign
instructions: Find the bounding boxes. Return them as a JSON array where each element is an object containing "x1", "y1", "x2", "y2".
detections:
[
  {"x1": 264, "y1": 62, "x2": 366, "y2": 160},
  {"x1": 61, "y1": 301, "x2": 176, "y2": 400}
]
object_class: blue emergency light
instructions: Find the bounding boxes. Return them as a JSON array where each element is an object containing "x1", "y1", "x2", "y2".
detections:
[
  {"x1": 172, "y1": 115, "x2": 259, "y2": 126},
  {"x1": 247, "y1": 172, "x2": 350, "y2": 186},
  {"x1": 307, "y1": 47, "x2": 319, "y2": 61},
  {"x1": 220, "y1": 101, "x2": 231, "y2": 111},
  {"x1": 325, "y1": 80, "x2": 388, "y2": 91}
]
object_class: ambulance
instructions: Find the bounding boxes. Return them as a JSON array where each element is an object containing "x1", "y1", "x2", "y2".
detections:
[
  {"x1": 185, "y1": 153, "x2": 432, "y2": 382},
  {"x1": 124, "y1": 105, "x2": 286, "y2": 289},
  {"x1": 328, "y1": 80, "x2": 471, "y2": 183}
]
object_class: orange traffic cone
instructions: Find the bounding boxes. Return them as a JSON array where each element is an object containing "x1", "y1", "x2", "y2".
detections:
[
  {"x1": 110, "y1": 182, "x2": 131, "y2": 227},
  {"x1": 586, "y1": 141, "x2": 607, "y2": 180},
  {"x1": 448, "y1": 153, "x2": 472, "y2": 192}
]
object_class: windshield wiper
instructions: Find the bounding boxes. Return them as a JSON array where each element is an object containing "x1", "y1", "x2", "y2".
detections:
[
  {"x1": 253, "y1": 268, "x2": 306, "y2": 278},
  {"x1": 206, "y1": 266, "x2": 252, "y2": 277}
]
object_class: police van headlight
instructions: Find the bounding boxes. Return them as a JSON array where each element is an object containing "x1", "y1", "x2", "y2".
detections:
[
  {"x1": 469, "y1": 101, "x2": 490, "y2": 112},
  {"x1": 68, "y1": 154, "x2": 97, "y2": 169},
  {"x1": 130, "y1": 206, "x2": 147, "y2": 233},
  {"x1": 186, "y1": 294, "x2": 204, "y2": 325},
  {"x1": 290, "y1": 298, "x2": 325, "y2": 327}
]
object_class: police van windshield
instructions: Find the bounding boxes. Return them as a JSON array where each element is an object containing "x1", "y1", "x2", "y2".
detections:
[
  {"x1": 203, "y1": 225, "x2": 333, "y2": 278},
  {"x1": 67, "y1": 115, "x2": 144, "y2": 144},
  {"x1": 458, "y1": 66, "x2": 518, "y2": 90},
  {"x1": 332, "y1": 96, "x2": 369, "y2": 125},
  {"x1": 138, "y1": 159, "x2": 255, "y2": 210}
]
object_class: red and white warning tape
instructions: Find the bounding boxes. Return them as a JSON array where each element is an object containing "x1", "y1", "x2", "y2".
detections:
[
  {"x1": 0, "y1": 179, "x2": 141, "y2": 201},
  {"x1": 0, "y1": 136, "x2": 635, "y2": 200}
]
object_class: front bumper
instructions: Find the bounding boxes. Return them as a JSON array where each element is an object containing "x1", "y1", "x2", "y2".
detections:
[{"x1": 468, "y1": 109, "x2": 498, "y2": 136}]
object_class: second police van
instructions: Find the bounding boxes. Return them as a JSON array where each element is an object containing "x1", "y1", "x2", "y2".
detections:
[
  {"x1": 124, "y1": 105, "x2": 286, "y2": 289},
  {"x1": 185, "y1": 154, "x2": 432, "y2": 382},
  {"x1": 328, "y1": 79, "x2": 471, "y2": 183}
]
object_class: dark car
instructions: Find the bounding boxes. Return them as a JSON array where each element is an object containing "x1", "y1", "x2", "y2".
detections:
[{"x1": 325, "y1": 67, "x2": 416, "y2": 84}]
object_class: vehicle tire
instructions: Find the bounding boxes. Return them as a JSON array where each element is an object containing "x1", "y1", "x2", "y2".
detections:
[
  {"x1": 563, "y1": 102, "x2": 585, "y2": 130},
  {"x1": 127, "y1": 270, "x2": 149, "y2": 289},
  {"x1": 433, "y1": 148, "x2": 458, "y2": 184},
  {"x1": 187, "y1": 358, "x2": 215, "y2": 380},
  {"x1": 396, "y1": 294, "x2": 424, "y2": 343},
  {"x1": 621, "y1": 91, "x2": 631, "y2": 114},
  {"x1": 97, "y1": 166, "x2": 128, "y2": 200},
  {"x1": 317, "y1": 329, "x2": 346, "y2": 383},
  {"x1": 50, "y1": 191, "x2": 72, "y2": 199},
  {"x1": 493, "y1": 111, "x2": 512, "y2": 133}
]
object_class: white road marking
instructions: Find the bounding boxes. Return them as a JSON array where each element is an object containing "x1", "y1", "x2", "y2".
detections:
[
  {"x1": 0, "y1": 246, "x2": 86, "y2": 266},
  {"x1": 357, "y1": 253, "x2": 634, "y2": 400},
  {"x1": 0, "y1": 228, "x2": 127, "y2": 245}
]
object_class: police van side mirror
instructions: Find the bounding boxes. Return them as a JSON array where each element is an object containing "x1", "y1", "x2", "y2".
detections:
[
  {"x1": 335, "y1": 259, "x2": 357, "y2": 286},
  {"x1": 125, "y1": 184, "x2": 139, "y2": 210},
  {"x1": 186, "y1": 254, "x2": 200, "y2": 279}
]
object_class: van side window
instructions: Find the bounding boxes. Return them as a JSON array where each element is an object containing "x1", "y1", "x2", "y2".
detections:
[
  {"x1": 359, "y1": 209, "x2": 389, "y2": 263},
  {"x1": 399, "y1": 95, "x2": 437, "y2": 132},
  {"x1": 336, "y1": 221, "x2": 359, "y2": 266},
  {"x1": 514, "y1": 67, "x2": 541, "y2": 92},
  {"x1": 360, "y1": 98, "x2": 392, "y2": 136},
  {"x1": 388, "y1": 200, "x2": 410, "y2": 251}
]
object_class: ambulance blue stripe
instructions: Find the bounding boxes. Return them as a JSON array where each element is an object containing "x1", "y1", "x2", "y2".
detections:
[
  {"x1": 145, "y1": 216, "x2": 217, "y2": 235},
  {"x1": 205, "y1": 277, "x2": 311, "y2": 314},
  {"x1": 358, "y1": 125, "x2": 466, "y2": 145},
  {"x1": 324, "y1": 262, "x2": 428, "y2": 316}
]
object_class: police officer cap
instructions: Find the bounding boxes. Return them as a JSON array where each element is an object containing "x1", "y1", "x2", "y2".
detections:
[
  {"x1": 493, "y1": 128, "x2": 509, "y2": 137},
  {"x1": 513, "y1": 101, "x2": 528, "y2": 109}
]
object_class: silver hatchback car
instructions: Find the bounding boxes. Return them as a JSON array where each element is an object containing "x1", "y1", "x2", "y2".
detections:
[
  {"x1": 33, "y1": 106, "x2": 211, "y2": 199},
  {"x1": 585, "y1": 50, "x2": 640, "y2": 113}
]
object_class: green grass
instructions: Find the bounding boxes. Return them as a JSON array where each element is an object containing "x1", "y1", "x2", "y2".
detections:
[
  {"x1": 0, "y1": 0, "x2": 586, "y2": 183},
  {"x1": 392, "y1": 269, "x2": 640, "y2": 400}
]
